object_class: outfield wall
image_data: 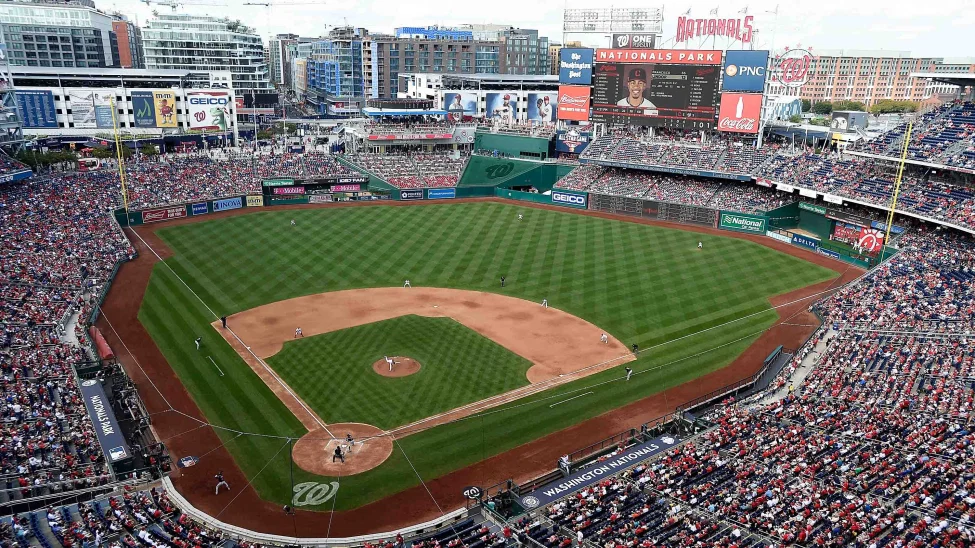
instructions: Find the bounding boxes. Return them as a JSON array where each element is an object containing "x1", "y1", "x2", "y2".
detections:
[
  {"x1": 457, "y1": 156, "x2": 574, "y2": 191},
  {"x1": 473, "y1": 132, "x2": 551, "y2": 160}
]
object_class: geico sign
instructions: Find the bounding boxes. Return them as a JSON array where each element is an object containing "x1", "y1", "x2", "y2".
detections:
[
  {"x1": 189, "y1": 97, "x2": 229, "y2": 105},
  {"x1": 552, "y1": 192, "x2": 586, "y2": 205}
]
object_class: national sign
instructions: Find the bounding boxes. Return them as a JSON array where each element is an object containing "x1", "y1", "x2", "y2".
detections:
[
  {"x1": 774, "y1": 47, "x2": 814, "y2": 88},
  {"x1": 676, "y1": 15, "x2": 754, "y2": 44}
]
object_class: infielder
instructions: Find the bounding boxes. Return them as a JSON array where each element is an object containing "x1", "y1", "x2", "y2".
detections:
[
  {"x1": 518, "y1": 213, "x2": 523, "y2": 221},
  {"x1": 295, "y1": 327, "x2": 303, "y2": 338},
  {"x1": 194, "y1": 337, "x2": 202, "y2": 350},
  {"x1": 385, "y1": 355, "x2": 394, "y2": 372},
  {"x1": 214, "y1": 471, "x2": 230, "y2": 494},
  {"x1": 291, "y1": 219, "x2": 296, "y2": 227},
  {"x1": 698, "y1": 241, "x2": 703, "y2": 250},
  {"x1": 600, "y1": 333, "x2": 609, "y2": 344},
  {"x1": 625, "y1": 367, "x2": 633, "y2": 381},
  {"x1": 541, "y1": 298, "x2": 548, "y2": 308},
  {"x1": 404, "y1": 279, "x2": 411, "y2": 288}
]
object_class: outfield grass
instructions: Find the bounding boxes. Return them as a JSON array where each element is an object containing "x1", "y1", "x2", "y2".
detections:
[
  {"x1": 139, "y1": 202, "x2": 837, "y2": 510},
  {"x1": 267, "y1": 315, "x2": 532, "y2": 429}
]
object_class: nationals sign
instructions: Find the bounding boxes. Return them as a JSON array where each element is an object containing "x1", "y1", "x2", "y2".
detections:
[
  {"x1": 676, "y1": 16, "x2": 754, "y2": 45},
  {"x1": 773, "y1": 47, "x2": 813, "y2": 88},
  {"x1": 557, "y1": 85, "x2": 591, "y2": 121},
  {"x1": 717, "y1": 93, "x2": 762, "y2": 134}
]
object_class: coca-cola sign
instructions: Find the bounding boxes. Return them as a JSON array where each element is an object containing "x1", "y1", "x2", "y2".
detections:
[
  {"x1": 717, "y1": 93, "x2": 762, "y2": 134},
  {"x1": 774, "y1": 47, "x2": 813, "y2": 88}
]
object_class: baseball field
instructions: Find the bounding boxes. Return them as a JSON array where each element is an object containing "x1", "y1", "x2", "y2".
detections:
[{"x1": 136, "y1": 200, "x2": 836, "y2": 512}]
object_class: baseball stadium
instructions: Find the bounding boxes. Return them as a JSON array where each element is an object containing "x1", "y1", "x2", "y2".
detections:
[{"x1": 2, "y1": 23, "x2": 975, "y2": 548}]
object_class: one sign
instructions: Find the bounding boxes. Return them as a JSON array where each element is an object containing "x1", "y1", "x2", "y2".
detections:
[
  {"x1": 717, "y1": 93, "x2": 762, "y2": 134},
  {"x1": 143, "y1": 206, "x2": 187, "y2": 223},
  {"x1": 331, "y1": 184, "x2": 360, "y2": 192},
  {"x1": 799, "y1": 202, "x2": 827, "y2": 215},
  {"x1": 611, "y1": 33, "x2": 656, "y2": 49},
  {"x1": 152, "y1": 89, "x2": 178, "y2": 128},
  {"x1": 551, "y1": 190, "x2": 588, "y2": 208},
  {"x1": 559, "y1": 48, "x2": 595, "y2": 85},
  {"x1": 462, "y1": 486, "x2": 483, "y2": 500},
  {"x1": 273, "y1": 186, "x2": 305, "y2": 195},
  {"x1": 773, "y1": 47, "x2": 813, "y2": 88},
  {"x1": 721, "y1": 50, "x2": 769, "y2": 92},
  {"x1": 246, "y1": 195, "x2": 264, "y2": 207},
  {"x1": 131, "y1": 91, "x2": 156, "y2": 128},
  {"x1": 791, "y1": 233, "x2": 820, "y2": 250},
  {"x1": 212, "y1": 197, "x2": 242, "y2": 212},
  {"x1": 187, "y1": 90, "x2": 232, "y2": 130},
  {"x1": 519, "y1": 434, "x2": 679, "y2": 509},
  {"x1": 719, "y1": 212, "x2": 766, "y2": 233},
  {"x1": 79, "y1": 379, "x2": 131, "y2": 463},
  {"x1": 16, "y1": 90, "x2": 58, "y2": 128},
  {"x1": 400, "y1": 189, "x2": 424, "y2": 201},
  {"x1": 557, "y1": 85, "x2": 591, "y2": 122},
  {"x1": 427, "y1": 188, "x2": 456, "y2": 199},
  {"x1": 191, "y1": 202, "x2": 208, "y2": 215},
  {"x1": 676, "y1": 15, "x2": 755, "y2": 45}
]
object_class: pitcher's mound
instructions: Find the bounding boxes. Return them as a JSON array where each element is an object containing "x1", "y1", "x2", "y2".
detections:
[
  {"x1": 372, "y1": 356, "x2": 421, "y2": 377},
  {"x1": 292, "y1": 423, "x2": 392, "y2": 476}
]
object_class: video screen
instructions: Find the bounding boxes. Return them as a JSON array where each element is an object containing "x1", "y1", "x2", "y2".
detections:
[{"x1": 591, "y1": 63, "x2": 720, "y2": 129}]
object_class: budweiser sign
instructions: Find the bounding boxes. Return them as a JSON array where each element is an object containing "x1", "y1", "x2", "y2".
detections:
[
  {"x1": 557, "y1": 85, "x2": 590, "y2": 121},
  {"x1": 676, "y1": 15, "x2": 754, "y2": 44},
  {"x1": 774, "y1": 46, "x2": 813, "y2": 88},
  {"x1": 717, "y1": 93, "x2": 762, "y2": 134}
]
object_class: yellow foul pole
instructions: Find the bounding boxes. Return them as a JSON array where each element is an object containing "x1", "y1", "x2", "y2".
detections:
[
  {"x1": 109, "y1": 97, "x2": 130, "y2": 216},
  {"x1": 885, "y1": 121, "x2": 912, "y2": 248}
]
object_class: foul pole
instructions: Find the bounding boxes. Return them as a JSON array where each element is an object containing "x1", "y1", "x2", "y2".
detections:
[
  {"x1": 109, "y1": 97, "x2": 130, "y2": 220},
  {"x1": 884, "y1": 121, "x2": 913, "y2": 246}
]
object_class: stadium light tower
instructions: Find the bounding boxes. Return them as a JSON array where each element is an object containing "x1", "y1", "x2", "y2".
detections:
[
  {"x1": 0, "y1": 28, "x2": 25, "y2": 156},
  {"x1": 562, "y1": 7, "x2": 663, "y2": 46}
]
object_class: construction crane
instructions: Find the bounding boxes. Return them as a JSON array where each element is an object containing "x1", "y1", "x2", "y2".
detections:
[{"x1": 141, "y1": 0, "x2": 227, "y2": 11}]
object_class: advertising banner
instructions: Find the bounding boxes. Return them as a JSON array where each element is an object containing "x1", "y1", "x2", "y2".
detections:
[
  {"x1": 717, "y1": 93, "x2": 762, "y2": 134},
  {"x1": 427, "y1": 188, "x2": 456, "y2": 199},
  {"x1": 817, "y1": 248, "x2": 841, "y2": 259},
  {"x1": 870, "y1": 220, "x2": 904, "y2": 235},
  {"x1": 518, "y1": 434, "x2": 679, "y2": 510},
  {"x1": 777, "y1": 183, "x2": 795, "y2": 193},
  {"x1": 832, "y1": 222, "x2": 860, "y2": 244},
  {"x1": 719, "y1": 212, "x2": 766, "y2": 233},
  {"x1": 143, "y1": 206, "x2": 188, "y2": 223},
  {"x1": 557, "y1": 85, "x2": 591, "y2": 121},
  {"x1": 263, "y1": 178, "x2": 295, "y2": 187},
  {"x1": 400, "y1": 189, "x2": 424, "y2": 201},
  {"x1": 308, "y1": 194, "x2": 334, "y2": 204},
  {"x1": 721, "y1": 50, "x2": 769, "y2": 92},
  {"x1": 551, "y1": 190, "x2": 588, "y2": 209},
  {"x1": 191, "y1": 202, "x2": 208, "y2": 215},
  {"x1": 69, "y1": 89, "x2": 115, "y2": 129},
  {"x1": 131, "y1": 91, "x2": 156, "y2": 128},
  {"x1": 559, "y1": 48, "x2": 595, "y2": 85},
  {"x1": 824, "y1": 194, "x2": 844, "y2": 204},
  {"x1": 825, "y1": 208, "x2": 870, "y2": 227},
  {"x1": 367, "y1": 133, "x2": 453, "y2": 141},
  {"x1": 799, "y1": 188, "x2": 818, "y2": 198},
  {"x1": 591, "y1": 50, "x2": 722, "y2": 129},
  {"x1": 212, "y1": 197, "x2": 242, "y2": 212},
  {"x1": 766, "y1": 231, "x2": 792, "y2": 244},
  {"x1": 799, "y1": 202, "x2": 827, "y2": 215},
  {"x1": 611, "y1": 34, "x2": 656, "y2": 49},
  {"x1": 555, "y1": 129, "x2": 590, "y2": 154},
  {"x1": 792, "y1": 233, "x2": 820, "y2": 250},
  {"x1": 152, "y1": 89, "x2": 178, "y2": 128},
  {"x1": 246, "y1": 195, "x2": 264, "y2": 207},
  {"x1": 857, "y1": 227, "x2": 884, "y2": 253},
  {"x1": 187, "y1": 90, "x2": 232, "y2": 130},
  {"x1": 273, "y1": 186, "x2": 305, "y2": 195},
  {"x1": 527, "y1": 92, "x2": 558, "y2": 123},
  {"x1": 331, "y1": 184, "x2": 360, "y2": 192},
  {"x1": 444, "y1": 91, "x2": 477, "y2": 121},
  {"x1": 16, "y1": 90, "x2": 58, "y2": 128},
  {"x1": 79, "y1": 379, "x2": 131, "y2": 463},
  {"x1": 485, "y1": 92, "x2": 517, "y2": 122}
]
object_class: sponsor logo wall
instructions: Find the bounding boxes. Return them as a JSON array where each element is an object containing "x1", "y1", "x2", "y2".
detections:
[
  {"x1": 444, "y1": 91, "x2": 477, "y2": 121},
  {"x1": 191, "y1": 202, "x2": 208, "y2": 215},
  {"x1": 246, "y1": 195, "x2": 264, "y2": 207},
  {"x1": 143, "y1": 206, "x2": 187, "y2": 223},
  {"x1": 817, "y1": 248, "x2": 841, "y2": 259},
  {"x1": 69, "y1": 89, "x2": 115, "y2": 129},
  {"x1": 427, "y1": 188, "x2": 456, "y2": 199},
  {"x1": 153, "y1": 90, "x2": 178, "y2": 128},
  {"x1": 551, "y1": 190, "x2": 587, "y2": 208},
  {"x1": 131, "y1": 91, "x2": 156, "y2": 128},
  {"x1": 717, "y1": 93, "x2": 762, "y2": 134},
  {"x1": 273, "y1": 186, "x2": 305, "y2": 195},
  {"x1": 527, "y1": 92, "x2": 558, "y2": 123},
  {"x1": 557, "y1": 85, "x2": 591, "y2": 121},
  {"x1": 612, "y1": 33, "x2": 656, "y2": 49},
  {"x1": 721, "y1": 50, "x2": 769, "y2": 92},
  {"x1": 792, "y1": 233, "x2": 820, "y2": 250},
  {"x1": 485, "y1": 92, "x2": 518, "y2": 122},
  {"x1": 187, "y1": 90, "x2": 232, "y2": 130},
  {"x1": 331, "y1": 184, "x2": 360, "y2": 192},
  {"x1": 16, "y1": 90, "x2": 58, "y2": 128},
  {"x1": 559, "y1": 48, "x2": 595, "y2": 85},
  {"x1": 719, "y1": 212, "x2": 766, "y2": 233},
  {"x1": 858, "y1": 228, "x2": 884, "y2": 253},
  {"x1": 212, "y1": 197, "x2": 242, "y2": 212},
  {"x1": 400, "y1": 189, "x2": 424, "y2": 200}
]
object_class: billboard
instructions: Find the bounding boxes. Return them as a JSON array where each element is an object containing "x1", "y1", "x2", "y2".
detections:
[
  {"x1": 719, "y1": 212, "x2": 766, "y2": 233},
  {"x1": 427, "y1": 188, "x2": 456, "y2": 199},
  {"x1": 273, "y1": 186, "x2": 305, "y2": 195},
  {"x1": 186, "y1": 90, "x2": 232, "y2": 130},
  {"x1": 676, "y1": 15, "x2": 755, "y2": 46},
  {"x1": 444, "y1": 91, "x2": 477, "y2": 121},
  {"x1": 16, "y1": 90, "x2": 58, "y2": 128},
  {"x1": 79, "y1": 379, "x2": 131, "y2": 463},
  {"x1": 191, "y1": 202, "x2": 208, "y2": 215},
  {"x1": 212, "y1": 197, "x2": 243, "y2": 212},
  {"x1": 69, "y1": 89, "x2": 115, "y2": 129},
  {"x1": 527, "y1": 93, "x2": 557, "y2": 123},
  {"x1": 246, "y1": 195, "x2": 264, "y2": 207},
  {"x1": 131, "y1": 91, "x2": 156, "y2": 128},
  {"x1": 485, "y1": 92, "x2": 517, "y2": 122},
  {"x1": 721, "y1": 50, "x2": 769, "y2": 92},
  {"x1": 152, "y1": 89, "x2": 178, "y2": 128},
  {"x1": 591, "y1": 50, "x2": 722, "y2": 129},
  {"x1": 717, "y1": 93, "x2": 762, "y2": 134},
  {"x1": 857, "y1": 227, "x2": 884, "y2": 253},
  {"x1": 559, "y1": 48, "x2": 594, "y2": 85},
  {"x1": 557, "y1": 85, "x2": 591, "y2": 121},
  {"x1": 400, "y1": 189, "x2": 424, "y2": 200},
  {"x1": 555, "y1": 129, "x2": 590, "y2": 154},
  {"x1": 551, "y1": 190, "x2": 588, "y2": 208},
  {"x1": 611, "y1": 34, "x2": 656, "y2": 49},
  {"x1": 143, "y1": 206, "x2": 187, "y2": 223}
]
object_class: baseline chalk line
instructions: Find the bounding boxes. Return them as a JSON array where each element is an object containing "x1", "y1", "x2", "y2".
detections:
[
  {"x1": 207, "y1": 356, "x2": 225, "y2": 376},
  {"x1": 549, "y1": 391, "x2": 594, "y2": 408}
]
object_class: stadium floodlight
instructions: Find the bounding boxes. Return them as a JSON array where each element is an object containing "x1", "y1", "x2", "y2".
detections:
[{"x1": 563, "y1": 8, "x2": 664, "y2": 35}]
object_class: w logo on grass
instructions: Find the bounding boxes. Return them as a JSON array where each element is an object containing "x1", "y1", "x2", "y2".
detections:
[{"x1": 292, "y1": 481, "x2": 339, "y2": 507}]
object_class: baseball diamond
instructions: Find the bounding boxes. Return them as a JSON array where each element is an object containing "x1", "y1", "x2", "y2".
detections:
[{"x1": 130, "y1": 200, "x2": 839, "y2": 516}]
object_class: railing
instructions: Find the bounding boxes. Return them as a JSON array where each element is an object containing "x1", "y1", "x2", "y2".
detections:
[{"x1": 676, "y1": 346, "x2": 793, "y2": 414}]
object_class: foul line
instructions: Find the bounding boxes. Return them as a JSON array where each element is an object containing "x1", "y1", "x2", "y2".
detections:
[
  {"x1": 549, "y1": 391, "x2": 593, "y2": 408},
  {"x1": 208, "y1": 356, "x2": 224, "y2": 376}
]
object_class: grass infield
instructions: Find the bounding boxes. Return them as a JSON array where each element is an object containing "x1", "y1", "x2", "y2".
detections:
[{"x1": 139, "y1": 202, "x2": 836, "y2": 510}]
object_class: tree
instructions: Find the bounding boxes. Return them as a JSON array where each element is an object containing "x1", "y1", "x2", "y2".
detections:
[
  {"x1": 870, "y1": 99, "x2": 920, "y2": 115},
  {"x1": 810, "y1": 117, "x2": 831, "y2": 126},
  {"x1": 789, "y1": 114, "x2": 803, "y2": 123},
  {"x1": 811, "y1": 101, "x2": 833, "y2": 115},
  {"x1": 833, "y1": 100, "x2": 867, "y2": 112},
  {"x1": 801, "y1": 99, "x2": 811, "y2": 113},
  {"x1": 140, "y1": 144, "x2": 159, "y2": 157}
]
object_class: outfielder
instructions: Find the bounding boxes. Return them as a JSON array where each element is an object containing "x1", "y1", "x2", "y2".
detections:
[
  {"x1": 194, "y1": 337, "x2": 202, "y2": 350},
  {"x1": 214, "y1": 471, "x2": 230, "y2": 494},
  {"x1": 625, "y1": 367, "x2": 633, "y2": 381},
  {"x1": 518, "y1": 213, "x2": 523, "y2": 221},
  {"x1": 291, "y1": 219, "x2": 296, "y2": 227},
  {"x1": 698, "y1": 241, "x2": 703, "y2": 250},
  {"x1": 295, "y1": 327, "x2": 303, "y2": 338}
]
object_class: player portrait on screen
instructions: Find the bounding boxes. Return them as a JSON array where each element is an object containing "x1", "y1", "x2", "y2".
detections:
[{"x1": 616, "y1": 67, "x2": 658, "y2": 114}]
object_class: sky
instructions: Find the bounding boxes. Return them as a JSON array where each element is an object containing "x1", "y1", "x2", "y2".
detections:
[{"x1": 102, "y1": 0, "x2": 974, "y2": 59}]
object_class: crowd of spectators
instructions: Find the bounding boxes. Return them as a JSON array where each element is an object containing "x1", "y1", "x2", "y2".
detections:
[
  {"x1": 850, "y1": 102, "x2": 975, "y2": 169},
  {"x1": 0, "y1": 155, "x2": 29, "y2": 178},
  {"x1": 581, "y1": 132, "x2": 774, "y2": 176},
  {"x1": 346, "y1": 151, "x2": 469, "y2": 189}
]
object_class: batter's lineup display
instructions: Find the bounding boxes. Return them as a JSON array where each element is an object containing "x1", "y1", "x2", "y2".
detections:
[{"x1": 592, "y1": 49, "x2": 723, "y2": 129}]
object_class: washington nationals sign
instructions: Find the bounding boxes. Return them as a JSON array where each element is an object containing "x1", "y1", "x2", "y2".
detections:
[{"x1": 774, "y1": 47, "x2": 814, "y2": 88}]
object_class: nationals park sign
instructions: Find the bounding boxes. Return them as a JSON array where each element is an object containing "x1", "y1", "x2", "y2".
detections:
[{"x1": 720, "y1": 212, "x2": 767, "y2": 233}]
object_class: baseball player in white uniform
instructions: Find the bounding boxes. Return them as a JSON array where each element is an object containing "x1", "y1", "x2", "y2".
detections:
[
  {"x1": 541, "y1": 298, "x2": 548, "y2": 308},
  {"x1": 404, "y1": 279, "x2": 411, "y2": 288},
  {"x1": 600, "y1": 333, "x2": 609, "y2": 344},
  {"x1": 385, "y1": 355, "x2": 394, "y2": 372},
  {"x1": 698, "y1": 241, "x2": 703, "y2": 250},
  {"x1": 295, "y1": 327, "x2": 303, "y2": 338}
]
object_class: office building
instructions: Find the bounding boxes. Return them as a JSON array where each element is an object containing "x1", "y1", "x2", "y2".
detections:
[
  {"x1": 458, "y1": 24, "x2": 550, "y2": 76},
  {"x1": 305, "y1": 26, "x2": 366, "y2": 116},
  {"x1": 268, "y1": 33, "x2": 298, "y2": 87},
  {"x1": 143, "y1": 13, "x2": 270, "y2": 90},
  {"x1": 0, "y1": 0, "x2": 120, "y2": 68},
  {"x1": 548, "y1": 41, "x2": 581, "y2": 75},
  {"x1": 111, "y1": 15, "x2": 144, "y2": 68},
  {"x1": 767, "y1": 49, "x2": 975, "y2": 107}
]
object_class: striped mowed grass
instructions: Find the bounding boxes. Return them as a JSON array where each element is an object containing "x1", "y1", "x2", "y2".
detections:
[{"x1": 139, "y1": 201, "x2": 836, "y2": 510}]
